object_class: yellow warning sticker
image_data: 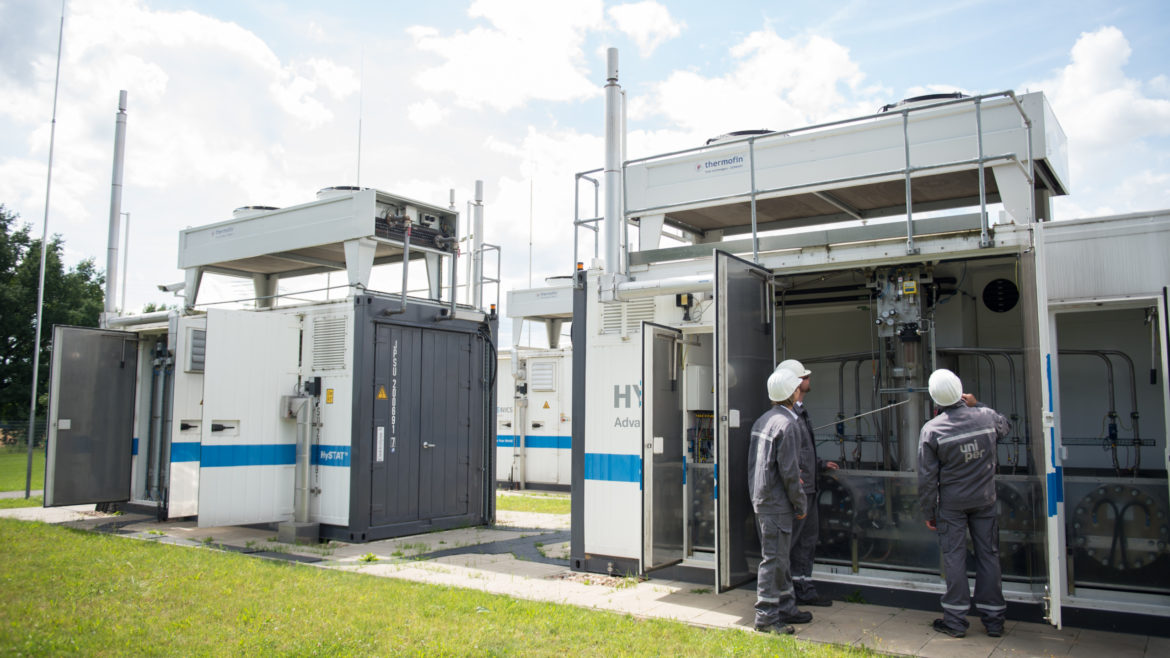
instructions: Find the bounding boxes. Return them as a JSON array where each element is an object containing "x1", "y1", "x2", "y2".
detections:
[
  {"x1": 543, "y1": 401, "x2": 550, "y2": 409},
  {"x1": 376, "y1": 385, "x2": 388, "y2": 400},
  {"x1": 326, "y1": 389, "x2": 334, "y2": 404}
]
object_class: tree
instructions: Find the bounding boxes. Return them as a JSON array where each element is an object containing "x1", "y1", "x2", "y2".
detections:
[{"x1": 0, "y1": 204, "x2": 106, "y2": 422}]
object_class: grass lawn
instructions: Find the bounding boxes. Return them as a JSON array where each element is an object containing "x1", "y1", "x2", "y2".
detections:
[
  {"x1": 0, "y1": 495, "x2": 42, "y2": 509},
  {"x1": 0, "y1": 519, "x2": 881, "y2": 656},
  {"x1": 496, "y1": 490, "x2": 571, "y2": 515},
  {"x1": 0, "y1": 445, "x2": 43, "y2": 492}
]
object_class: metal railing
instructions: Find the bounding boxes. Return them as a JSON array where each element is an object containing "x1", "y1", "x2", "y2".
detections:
[
  {"x1": 572, "y1": 169, "x2": 602, "y2": 267},
  {"x1": 580, "y1": 91, "x2": 1034, "y2": 274},
  {"x1": 479, "y1": 242, "x2": 502, "y2": 313}
]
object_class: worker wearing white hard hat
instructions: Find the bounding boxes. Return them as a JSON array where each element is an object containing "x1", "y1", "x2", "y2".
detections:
[
  {"x1": 747, "y1": 368, "x2": 812, "y2": 635},
  {"x1": 776, "y1": 358, "x2": 838, "y2": 607},
  {"x1": 917, "y1": 368, "x2": 1011, "y2": 639}
]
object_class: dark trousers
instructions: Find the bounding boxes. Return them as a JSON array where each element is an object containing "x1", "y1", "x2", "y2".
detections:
[
  {"x1": 937, "y1": 503, "x2": 1006, "y2": 632},
  {"x1": 790, "y1": 491, "x2": 820, "y2": 600},
  {"x1": 754, "y1": 512, "x2": 799, "y2": 627}
]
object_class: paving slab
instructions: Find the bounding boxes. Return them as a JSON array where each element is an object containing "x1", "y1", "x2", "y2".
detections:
[
  {"x1": 1145, "y1": 635, "x2": 1170, "y2": 658},
  {"x1": 0, "y1": 503, "x2": 95, "y2": 523}
]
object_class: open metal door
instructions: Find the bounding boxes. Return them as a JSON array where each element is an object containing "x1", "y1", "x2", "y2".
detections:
[
  {"x1": 714, "y1": 251, "x2": 775, "y2": 592},
  {"x1": 197, "y1": 309, "x2": 300, "y2": 527},
  {"x1": 44, "y1": 326, "x2": 138, "y2": 507},
  {"x1": 642, "y1": 322, "x2": 685, "y2": 572}
]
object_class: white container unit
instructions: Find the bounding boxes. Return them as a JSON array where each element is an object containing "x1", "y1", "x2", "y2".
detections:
[
  {"x1": 567, "y1": 55, "x2": 1168, "y2": 632},
  {"x1": 44, "y1": 186, "x2": 498, "y2": 542},
  {"x1": 497, "y1": 348, "x2": 573, "y2": 490}
]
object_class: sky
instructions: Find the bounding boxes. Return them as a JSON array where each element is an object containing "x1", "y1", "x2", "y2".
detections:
[{"x1": 2, "y1": 0, "x2": 1169, "y2": 348}]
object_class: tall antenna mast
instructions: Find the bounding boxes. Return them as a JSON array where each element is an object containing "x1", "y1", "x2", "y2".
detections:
[{"x1": 26, "y1": 0, "x2": 67, "y2": 499}]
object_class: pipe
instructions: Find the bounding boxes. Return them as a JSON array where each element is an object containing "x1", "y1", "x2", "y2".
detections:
[
  {"x1": 105, "y1": 90, "x2": 128, "y2": 319},
  {"x1": 472, "y1": 180, "x2": 484, "y2": 309},
  {"x1": 106, "y1": 310, "x2": 172, "y2": 327},
  {"x1": 119, "y1": 212, "x2": 130, "y2": 313},
  {"x1": 603, "y1": 47, "x2": 622, "y2": 274},
  {"x1": 293, "y1": 396, "x2": 311, "y2": 523},
  {"x1": 435, "y1": 235, "x2": 458, "y2": 321},
  {"x1": 613, "y1": 273, "x2": 713, "y2": 301},
  {"x1": 159, "y1": 354, "x2": 174, "y2": 504},
  {"x1": 383, "y1": 220, "x2": 413, "y2": 316},
  {"x1": 147, "y1": 345, "x2": 163, "y2": 499},
  {"x1": 1098, "y1": 349, "x2": 1142, "y2": 473}
]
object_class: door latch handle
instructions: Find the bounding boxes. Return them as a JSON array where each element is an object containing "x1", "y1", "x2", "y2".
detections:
[{"x1": 422, "y1": 442, "x2": 435, "y2": 449}]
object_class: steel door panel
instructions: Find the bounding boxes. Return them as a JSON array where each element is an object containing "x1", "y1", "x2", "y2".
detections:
[
  {"x1": 371, "y1": 324, "x2": 422, "y2": 526},
  {"x1": 44, "y1": 326, "x2": 138, "y2": 507},
  {"x1": 418, "y1": 330, "x2": 472, "y2": 520},
  {"x1": 642, "y1": 323, "x2": 685, "y2": 571},
  {"x1": 714, "y1": 250, "x2": 774, "y2": 592}
]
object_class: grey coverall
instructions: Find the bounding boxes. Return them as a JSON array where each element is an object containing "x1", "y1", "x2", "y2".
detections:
[
  {"x1": 917, "y1": 402, "x2": 1011, "y2": 634},
  {"x1": 791, "y1": 401, "x2": 823, "y2": 601},
  {"x1": 748, "y1": 404, "x2": 808, "y2": 627}
]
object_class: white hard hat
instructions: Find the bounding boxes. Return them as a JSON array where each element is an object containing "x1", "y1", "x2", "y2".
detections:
[
  {"x1": 778, "y1": 358, "x2": 811, "y2": 378},
  {"x1": 768, "y1": 368, "x2": 802, "y2": 402},
  {"x1": 928, "y1": 369, "x2": 963, "y2": 407}
]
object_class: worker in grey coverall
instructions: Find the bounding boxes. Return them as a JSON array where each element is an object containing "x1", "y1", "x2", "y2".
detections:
[
  {"x1": 777, "y1": 359, "x2": 839, "y2": 607},
  {"x1": 747, "y1": 368, "x2": 811, "y2": 635},
  {"x1": 917, "y1": 368, "x2": 1011, "y2": 638}
]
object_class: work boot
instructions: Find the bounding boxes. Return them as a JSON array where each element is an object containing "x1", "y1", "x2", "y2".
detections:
[
  {"x1": 985, "y1": 626, "x2": 1004, "y2": 638},
  {"x1": 797, "y1": 595, "x2": 833, "y2": 607},
  {"x1": 754, "y1": 622, "x2": 795, "y2": 635},
  {"x1": 931, "y1": 619, "x2": 966, "y2": 638},
  {"x1": 779, "y1": 610, "x2": 813, "y2": 624}
]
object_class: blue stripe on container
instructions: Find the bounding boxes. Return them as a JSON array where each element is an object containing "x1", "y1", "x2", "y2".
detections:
[
  {"x1": 131, "y1": 438, "x2": 138, "y2": 456},
  {"x1": 1045, "y1": 354, "x2": 1064, "y2": 517},
  {"x1": 200, "y1": 444, "x2": 295, "y2": 467},
  {"x1": 583, "y1": 453, "x2": 641, "y2": 483},
  {"x1": 170, "y1": 442, "x2": 200, "y2": 463},
  {"x1": 497, "y1": 434, "x2": 571, "y2": 450},
  {"x1": 311, "y1": 445, "x2": 351, "y2": 467},
  {"x1": 1046, "y1": 467, "x2": 1063, "y2": 517}
]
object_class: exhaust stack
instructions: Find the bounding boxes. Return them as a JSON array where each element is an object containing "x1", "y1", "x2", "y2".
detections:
[
  {"x1": 472, "y1": 180, "x2": 484, "y2": 310},
  {"x1": 104, "y1": 90, "x2": 128, "y2": 321},
  {"x1": 603, "y1": 48, "x2": 622, "y2": 275}
]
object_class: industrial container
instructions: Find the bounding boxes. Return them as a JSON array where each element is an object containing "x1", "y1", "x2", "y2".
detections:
[
  {"x1": 561, "y1": 50, "x2": 1169, "y2": 629},
  {"x1": 44, "y1": 186, "x2": 500, "y2": 542}
]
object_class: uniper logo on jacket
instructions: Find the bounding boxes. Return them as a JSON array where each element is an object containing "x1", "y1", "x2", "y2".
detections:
[{"x1": 916, "y1": 404, "x2": 1011, "y2": 521}]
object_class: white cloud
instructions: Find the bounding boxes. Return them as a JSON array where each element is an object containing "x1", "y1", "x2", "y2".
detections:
[
  {"x1": 0, "y1": 0, "x2": 370, "y2": 313},
  {"x1": 1026, "y1": 26, "x2": 1170, "y2": 216},
  {"x1": 1030, "y1": 27, "x2": 1170, "y2": 152},
  {"x1": 407, "y1": 0, "x2": 604, "y2": 111},
  {"x1": 407, "y1": 99, "x2": 451, "y2": 128},
  {"x1": 608, "y1": 1, "x2": 684, "y2": 57},
  {"x1": 628, "y1": 27, "x2": 885, "y2": 150}
]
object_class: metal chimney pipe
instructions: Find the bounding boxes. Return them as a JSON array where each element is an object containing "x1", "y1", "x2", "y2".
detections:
[
  {"x1": 603, "y1": 48, "x2": 622, "y2": 274},
  {"x1": 104, "y1": 90, "x2": 128, "y2": 320},
  {"x1": 472, "y1": 180, "x2": 484, "y2": 310}
]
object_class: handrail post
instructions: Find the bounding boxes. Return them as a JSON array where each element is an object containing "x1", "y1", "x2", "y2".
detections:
[
  {"x1": 902, "y1": 111, "x2": 919, "y2": 255},
  {"x1": 573, "y1": 174, "x2": 581, "y2": 266},
  {"x1": 975, "y1": 98, "x2": 992, "y2": 247},
  {"x1": 749, "y1": 137, "x2": 759, "y2": 263}
]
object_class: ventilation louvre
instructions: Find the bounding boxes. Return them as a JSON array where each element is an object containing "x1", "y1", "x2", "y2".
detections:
[
  {"x1": 312, "y1": 316, "x2": 348, "y2": 370},
  {"x1": 186, "y1": 329, "x2": 207, "y2": 373},
  {"x1": 529, "y1": 361, "x2": 556, "y2": 392},
  {"x1": 600, "y1": 298, "x2": 656, "y2": 335}
]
